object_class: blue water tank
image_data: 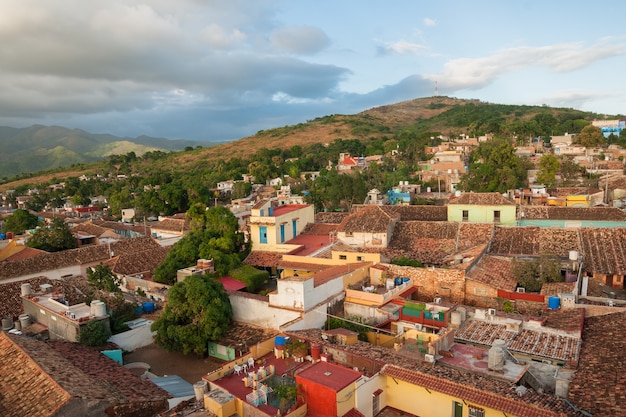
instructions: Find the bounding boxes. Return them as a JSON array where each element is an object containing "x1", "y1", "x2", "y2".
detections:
[
  {"x1": 0, "y1": 233, "x2": 5, "y2": 240},
  {"x1": 548, "y1": 296, "x2": 561, "y2": 309},
  {"x1": 142, "y1": 302, "x2": 155, "y2": 313},
  {"x1": 394, "y1": 277, "x2": 403, "y2": 286},
  {"x1": 135, "y1": 303, "x2": 144, "y2": 315},
  {"x1": 275, "y1": 336, "x2": 286, "y2": 346}
]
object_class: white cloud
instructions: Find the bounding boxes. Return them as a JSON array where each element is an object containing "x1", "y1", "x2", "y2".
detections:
[
  {"x1": 426, "y1": 40, "x2": 626, "y2": 90},
  {"x1": 423, "y1": 17, "x2": 437, "y2": 27},
  {"x1": 378, "y1": 40, "x2": 427, "y2": 55},
  {"x1": 200, "y1": 24, "x2": 247, "y2": 49}
]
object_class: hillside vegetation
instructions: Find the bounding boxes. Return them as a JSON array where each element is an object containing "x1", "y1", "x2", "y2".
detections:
[{"x1": 0, "y1": 97, "x2": 617, "y2": 205}]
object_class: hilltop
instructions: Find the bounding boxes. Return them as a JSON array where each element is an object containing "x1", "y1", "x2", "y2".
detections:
[{"x1": 0, "y1": 96, "x2": 613, "y2": 191}]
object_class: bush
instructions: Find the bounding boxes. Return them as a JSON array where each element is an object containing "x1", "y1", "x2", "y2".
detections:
[{"x1": 79, "y1": 320, "x2": 112, "y2": 346}]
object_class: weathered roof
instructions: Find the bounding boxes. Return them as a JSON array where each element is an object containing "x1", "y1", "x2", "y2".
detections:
[
  {"x1": 488, "y1": 227, "x2": 580, "y2": 257},
  {"x1": 104, "y1": 245, "x2": 169, "y2": 277},
  {"x1": 466, "y1": 255, "x2": 517, "y2": 291},
  {"x1": 338, "y1": 205, "x2": 399, "y2": 234},
  {"x1": 520, "y1": 206, "x2": 626, "y2": 221},
  {"x1": 0, "y1": 333, "x2": 169, "y2": 417},
  {"x1": 579, "y1": 228, "x2": 626, "y2": 275},
  {"x1": 449, "y1": 192, "x2": 515, "y2": 206},
  {"x1": 568, "y1": 311, "x2": 626, "y2": 416}
]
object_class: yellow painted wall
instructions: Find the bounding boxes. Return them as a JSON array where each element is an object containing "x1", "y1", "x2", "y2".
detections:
[
  {"x1": 384, "y1": 376, "x2": 519, "y2": 417},
  {"x1": 336, "y1": 384, "x2": 357, "y2": 417}
]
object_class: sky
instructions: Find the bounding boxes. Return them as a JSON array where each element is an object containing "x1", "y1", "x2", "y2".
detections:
[{"x1": 1, "y1": 1, "x2": 625, "y2": 142}]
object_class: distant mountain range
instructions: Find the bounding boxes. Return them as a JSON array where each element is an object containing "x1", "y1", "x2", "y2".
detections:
[{"x1": 0, "y1": 125, "x2": 215, "y2": 178}]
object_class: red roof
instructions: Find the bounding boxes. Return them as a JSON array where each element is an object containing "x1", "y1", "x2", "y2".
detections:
[
  {"x1": 217, "y1": 276, "x2": 247, "y2": 291},
  {"x1": 296, "y1": 361, "x2": 361, "y2": 392}
]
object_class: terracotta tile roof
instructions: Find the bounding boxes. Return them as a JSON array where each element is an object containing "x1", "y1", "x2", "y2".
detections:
[
  {"x1": 458, "y1": 222, "x2": 494, "y2": 250},
  {"x1": 4, "y1": 246, "x2": 46, "y2": 261},
  {"x1": 104, "y1": 246, "x2": 169, "y2": 277},
  {"x1": 289, "y1": 328, "x2": 580, "y2": 417},
  {"x1": 243, "y1": 250, "x2": 285, "y2": 267},
  {"x1": 376, "y1": 205, "x2": 448, "y2": 221},
  {"x1": 0, "y1": 333, "x2": 72, "y2": 417},
  {"x1": 1, "y1": 333, "x2": 169, "y2": 417},
  {"x1": 0, "y1": 236, "x2": 159, "y2": 279},
  {"x1": 384, "y1": 221, "x2": 458, "y2": 264},
  {"x1": 449, "y1": 192, "x2": 515, "y2": 206},
  {"x1": 541, "y1": 308, "x2": 585, "y2": 333},
  {"x1": 343, "y1": 408, "x2": 366, "y2": 417},
  {"x1": 315, "y1": 211, "x2": 350, "y2": 224},
  {"x1": 520, "y1": 206, "x2": 626, "y2": 221},
  {"x1": 151, "y1": 218, "x2": 191, "y2": 232},
  {"x1": 380, "y1": 365, "x2": 568, "y2": 417},
  {"x1": 568, "y1": 311, "x2": 626, "y2": 416},
  {"x1": 338, "y1": 206, "x2": 399, "y2": 233},
  {"x1": 214, "y1": 322, "x2": 279, "y2": 349},
  {"x1": 0, "y1": 275, "x2": 90, "y2": 320},
  {"x1": 454, "y1": 319, "x2": 581, "y2": 364},
  {"x1": 488, "y1": 227, "x2": 580, "y2": 257},
  {"x1": 579, "y1": 228, "x2": 626, "y2": 275},
  {"x1": 466, "y1": 255, "x2": 517, "y2": 291},
  {"x1": 70, "y1": 222, "x2": 108, "y2": 237},
  {"x1": 540, "y1": 282, "x2": 577, "y2": 297}
]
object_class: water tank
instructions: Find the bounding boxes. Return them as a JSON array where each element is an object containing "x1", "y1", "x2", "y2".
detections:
[
  {"x1": 135, "y1": 303, "x2": 144, "y2": 315},
  {"x1": 275, "y1": 336, "x2": 286, "y2": 347},
  {"x1": 0, "y1": 233, "x2": 5, "y2": 240},
  {"x1": 450, "y1": 311, "x2": 462, "y2": 326},
  {"x1": 13, "y1": 320, "x2": 21, "y2": 331},
  {"x1": 311, "y1": 343, "x2": 321, "y2": 360},
  {"x1": 21, "y1": 283, "x2": 31, "y2": 297},
  {"x1": 91, "y1": 300, "x2": 107, "y2": 317},
  {"x1": 569, "y1": 251, "x2": 579, "y2": 261},
  {"x1": 457, "y1": 307, "x2": 467, "y2": 322},
  {"x1": 488, "y1": 339, "x2": 507, "y2": 371},
  {"x1": 548, "y1": 296, "x2": 561, "y2": 310},
  {"x1": 18, "y1": 314, "x2": 30, "y2": 329},
  {"x1": 394, "y1": 277, "x2": 403, "y2": 286},
  {"x1": 193, "y1": 381, "x2": 208, "y2": 401},
  {"x1": 142, "y1": 302, "x2": 155, "y2": 313},
  {"x1": 2, "y1": 317, "x2": 14, "y2": 330},
  {"x1": 6, "y1": 232, "x2": 13, "y2": 239}
]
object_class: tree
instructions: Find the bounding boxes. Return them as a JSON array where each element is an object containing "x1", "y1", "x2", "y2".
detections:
[
  {"x1": 536, "y1": 154, "x2": 560, "y2": 187},
  {"x1": 458, "y1": 138, "x2": 527, "y2": 192},
  {"x1": 87, "y1": 264, "x2": 121, "y2": 293},
  {"x1": 512, "y1": 254, "x2": 563, "y2": 292},
  {"x1": 151, "y1": 275, "x2": 232, "y2": 356},
  {"x1": 79, "y1": 319, "x2": 112, "y2": 346},
  {"x1": 574, "y1": 125, "x2": 604, "y2": 148},
  {"x1": 154, "y1": 206, "x2": 248, "y2": 284},
  {"x1": 27, "y1": 218, "x2": 77, "y2": 252},
  {"x1": 5, "y1": 209, "x2": 39, "y2": 234}
]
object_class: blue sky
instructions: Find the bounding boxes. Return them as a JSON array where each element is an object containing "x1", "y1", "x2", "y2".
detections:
[{"x1": 0, "y1": 1, "x2": 624, "y2": 141}]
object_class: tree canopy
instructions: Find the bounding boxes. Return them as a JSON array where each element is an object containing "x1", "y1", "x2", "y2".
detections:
[
  {"x1": 4, "y1": 209, "x2": 39, "y2": 234},
  {"x1": 87, "y1": 263, "x2": 122, "y2": 293},
  {"x1": 153, "y1": 205, "x2": 248, "y2": 284},
  {"x1": 458, "y1": 138, "x2": 527, "y2": 192},
  {"x1": 573, "y1": 125, "x2": 604, "y2": 147},
  {"x1": 151, "y1": 274, "x2": 233, "y2": 356},
  {"x1": 27, "y1": 218, "x2": 77, "y2": 252}
]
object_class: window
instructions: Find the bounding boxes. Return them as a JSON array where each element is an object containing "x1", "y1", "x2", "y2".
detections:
[
  {"x1": 462, "y1": 210, "x2": 469, "y2": 221},
  {"x1": 494, "y1": 210, "x2": 501, "y2": 223},
  {"x1": 339, "y1": 255, "x2": 347, "y2": 260},
  {"x1": 468, "y1": 406, "x2": 485, "y2": 417},
  {"x1": 259, "y1": 226, "x2": 267, "y2": 244},
  {"x1": 357, "y1": 256, "x2": 364, "y2": 261}
]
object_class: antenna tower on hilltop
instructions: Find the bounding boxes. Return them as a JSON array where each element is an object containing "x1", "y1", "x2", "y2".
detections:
[{"x1": 434, "y1": 81, "x2": 439, "y2": 96}]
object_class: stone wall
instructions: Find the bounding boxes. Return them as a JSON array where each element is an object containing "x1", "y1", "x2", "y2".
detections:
[{"x1": 384, "y1": 264, "x2": 466, "y2": 303}]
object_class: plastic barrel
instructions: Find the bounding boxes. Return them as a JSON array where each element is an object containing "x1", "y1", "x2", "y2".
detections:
[
  {"x1": 142, "y1": 302, "x2": 155, "y2": 313},
  {"x1": 548, "y1": 296, "x2": 560, "y2": 309},
  {"x1": 275, "y1": 336, "x2": 286, "y2": 346}
]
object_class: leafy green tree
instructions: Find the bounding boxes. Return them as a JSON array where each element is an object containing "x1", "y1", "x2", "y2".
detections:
[
  {"x1": 536, "y1": 154, "x2": 560, "y2": 187},
  {"x1": 151, "y1": 275, "x2": 232, "y2": 356},
  {"x1": 154, "y1": 206, "x2": 248, "y2": 284},
  {"x1": 512, "y1": 254, "x2": 563, "y2": 292},
  {"x1": 231, "y1": 181, "x2": 252, "y2": 200},
  {"x1": 458, "y1": 138, "x2": 527, "y2": 192},
  {"x1": 87, "y1": 263, "x2": 121, "y2": 293},
  {"x1": 559, "y1": 157, "x2": 583, "y2": 184},
  {"x1": 229, "y1": 265, "x2": 269, "y2": 292},
  {"x1": 27, "y1": 218, "x2": 77, "y2": 252},
  {"x1": 5, "y1": 209, "x2": 39, "y2": 234},
  {"x1": 79, "y1": 319, "x2": 112, "y2": 346},
  {"x1": 574, "y1": 125, "x2": 604, "y2": 147}
]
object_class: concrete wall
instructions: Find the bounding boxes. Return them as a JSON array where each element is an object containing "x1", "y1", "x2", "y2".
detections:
[
  {"x1": 448, "y1": 204, "x2": 516, "y2": 226},
  {"x1": 229, "y1": 292, "x2": 300, "y2": 330}
]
